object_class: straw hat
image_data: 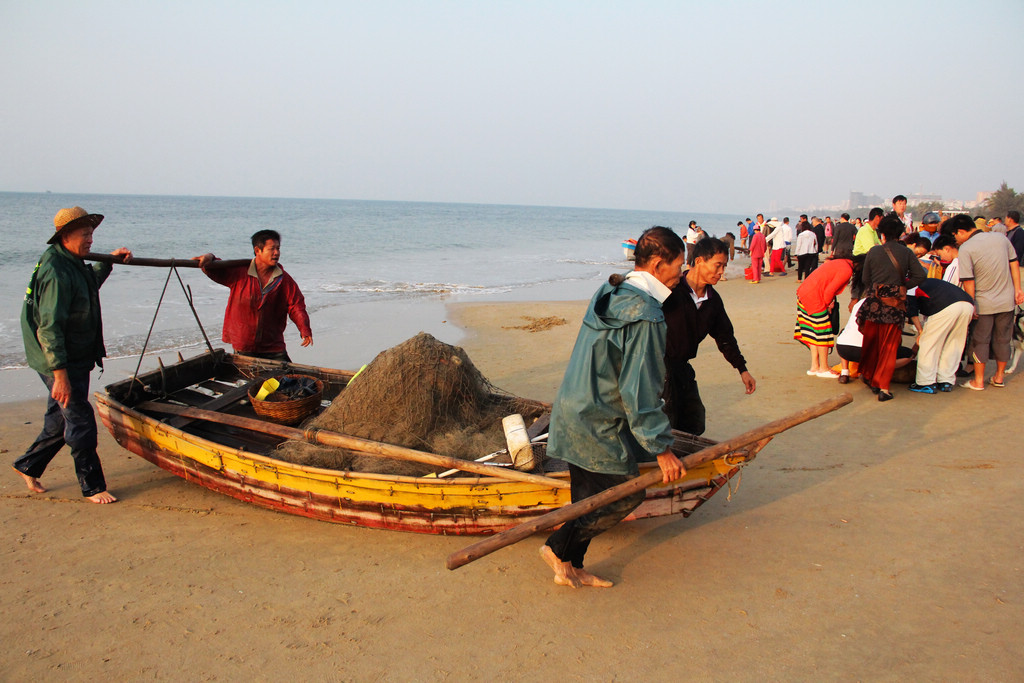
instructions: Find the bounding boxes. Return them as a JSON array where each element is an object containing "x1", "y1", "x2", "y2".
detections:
[{"x1": 49, "y1": 206, "x2": 103, "y2": 244}]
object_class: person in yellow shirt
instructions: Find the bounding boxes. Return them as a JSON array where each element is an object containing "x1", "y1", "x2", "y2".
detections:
[{"x1": 852, "y1": 207, "x2": 884, "y2": 257}]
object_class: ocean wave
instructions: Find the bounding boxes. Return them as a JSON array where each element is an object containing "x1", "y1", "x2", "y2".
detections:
[
  {"x1": 319, "y1": 279, "x2": 490, "y2": 297},
  {"x1": 556, "y1": 257, "x2": 628, "y2": 267},
  {"x1": 317, "y1": 272, "x2": 603, "y2": 301},
  {"x1": 0, "y1": 330, "x2": 219, "y2": 371}
]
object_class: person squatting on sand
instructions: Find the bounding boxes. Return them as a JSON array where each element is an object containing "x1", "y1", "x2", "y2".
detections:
[
  {"x1": 14, "y1": 207, "x2": 132, "y2": 503},
  {"x1": 833, "y1": 298, "x2": 915, "y2": 384},
  {"x1": 662, "y1": 237, "x2": 756, "y2": 436},
  {"x1": 541, "y1": 227, "x2": 687, "y2": 588},
  {"x1": 196, "y1": 229, "x2": 313, "y2": 362},
  {"x1": 857, "y1": 215, "x2": 927, "y2": 401}
]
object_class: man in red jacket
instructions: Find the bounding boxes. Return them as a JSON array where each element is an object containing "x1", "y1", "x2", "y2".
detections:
[{"x1": 196, "y1": 230, "x2": 313, "y2": 361}]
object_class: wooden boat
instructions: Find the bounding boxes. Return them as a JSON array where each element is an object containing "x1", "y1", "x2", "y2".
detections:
[{"x1": 96, "y1": 349, "x2": 769, "y2": 535}]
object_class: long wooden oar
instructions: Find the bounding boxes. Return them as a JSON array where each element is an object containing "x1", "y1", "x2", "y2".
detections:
[
  {"x1": 136, "y1": 401, "x2": 570, "y2": 490},
  {"x1": 446, "y1": 393, "x2": 852, "y2": 570},
  {"x1": 84, "y1": 253, "x2": 250, "y2": 269}
]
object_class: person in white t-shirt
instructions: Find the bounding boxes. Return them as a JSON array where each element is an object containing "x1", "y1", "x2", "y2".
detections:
[
  {"x1": 685, "y1": 220, "x2": 701, "y2": 264},
  {"x1": 932, "y1": 234, "x2": 960, "y2": 287},
  {"x1": 782, "y1": 217, "x2": 795, "y2": 268}
]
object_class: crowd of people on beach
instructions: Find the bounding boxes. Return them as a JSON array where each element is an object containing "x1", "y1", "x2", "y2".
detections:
[
  {"x1": 751, "y1": 196, "x2": 1024, "y2": 402},
  {"x1": 674, "y1": 197, "x2": 1023, "y2": 403}
]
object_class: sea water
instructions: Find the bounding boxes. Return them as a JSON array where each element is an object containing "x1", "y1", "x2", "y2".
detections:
[{"x1": 0, "y1": 192, "x2": 745, "y2": 397}]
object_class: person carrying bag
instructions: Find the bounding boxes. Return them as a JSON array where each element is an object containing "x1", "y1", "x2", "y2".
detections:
[{"x1": 857, "y1": 216, "x2": 927, "y2": 401}]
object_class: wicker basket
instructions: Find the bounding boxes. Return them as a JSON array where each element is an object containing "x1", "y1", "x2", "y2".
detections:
[{"x1": 248, "y1": 374, "x2": 324, "y2": 425}]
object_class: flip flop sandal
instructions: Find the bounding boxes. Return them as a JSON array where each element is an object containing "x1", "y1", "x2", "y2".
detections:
[
  {"x1": 960, "y1": 381, "x2": 984, "y2": 391},
  {"x1": 989, "y1": 378, "x2": 1005, "y2": 388}
]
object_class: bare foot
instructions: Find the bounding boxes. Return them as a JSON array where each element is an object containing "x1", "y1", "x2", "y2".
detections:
[
  {"x1": 87, "y1": 491, "x2": 118, "y2": 504},
  {"x1": 539, "y1": 545, "x2": 580, "y2": 588},
  {"x1": 571, "y1": 567, "x2": 614, "y2": 588},
  {"x1": 14, "y1": 468, "x2": 47, "y2": 493}
]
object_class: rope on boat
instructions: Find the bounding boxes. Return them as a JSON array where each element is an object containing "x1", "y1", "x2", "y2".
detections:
[
  {"x1": 721, "y1": 450, "x2": 751, "y2": 502},
  {"x1": 128, "y1": 264, "x2": 216, "y2": 395},
  {"x1": 174, "y1": 268, "x2": 216, "y2": 357}
]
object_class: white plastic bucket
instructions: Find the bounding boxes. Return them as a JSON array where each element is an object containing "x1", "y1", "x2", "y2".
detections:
[{"x1": 502, "y1": 414, "x2": 536, "y2": 471}]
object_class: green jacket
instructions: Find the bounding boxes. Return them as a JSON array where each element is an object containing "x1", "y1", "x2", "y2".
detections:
[
  {"x1": 21, "y1": 244, "x2": 113, "y2": 375},
  {"x1": 548, "y1": 278, "x2": 675, "y2": 476}
]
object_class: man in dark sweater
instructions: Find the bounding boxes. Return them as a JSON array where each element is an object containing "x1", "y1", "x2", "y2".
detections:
[
  {"x1": 662, "y1": 238, "x2": 756, "y2": 435},
  {"x1": 1006, "y1": 210, "x2": 1024, "y2": 265},
  {"x1": 831, "y1": 212, "x2": 857, "y2": 259},
  {"x1": 906, "y1": 279, "x2": 975, "y2": 393},
  {"x1": 811, "y1": 217, "x2": 827, "y2": 256}
]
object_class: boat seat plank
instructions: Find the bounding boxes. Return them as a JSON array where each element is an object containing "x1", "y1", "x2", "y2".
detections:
[
  {"x1": 166, "y1": 388, "x2": 220, "y2": 406},
  {"x1": 526, "y1": 414, "x2": 550, "y2": 440},
  {"x1": 166, "y1": 382, "x2": 254, "y2": 429}
]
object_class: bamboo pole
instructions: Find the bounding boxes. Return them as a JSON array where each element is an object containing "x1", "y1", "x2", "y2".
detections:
[
  {"x1": 84, "y1": 253, "x2": 250, "y2": 269},
  {"x1": 136, "y1": 401, "x2": 570, "y2": 490},
  {"x1": 446, "y1": 393, "x2": 852, "y2": 571}
]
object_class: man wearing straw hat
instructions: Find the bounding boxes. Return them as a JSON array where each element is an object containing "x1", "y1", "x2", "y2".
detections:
[
  {"x1": 196, "y1": 229, "x2": 312, "y2": 361},
  {"x1": 14, "y1": 207, "x2": 132, "y2": 503}
]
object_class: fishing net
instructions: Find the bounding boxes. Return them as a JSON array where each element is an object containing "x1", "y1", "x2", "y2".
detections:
[{"x1": 274, "y1": 332, "x2": 546, "y2": 476}]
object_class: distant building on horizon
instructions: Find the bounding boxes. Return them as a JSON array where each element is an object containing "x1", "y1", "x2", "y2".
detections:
[
  {"x1": 847, "y1": 191, "x2": 885, "y2": 210},
  {"x1": 847, "y1": 190, "x2": 943, "y2": 210}
]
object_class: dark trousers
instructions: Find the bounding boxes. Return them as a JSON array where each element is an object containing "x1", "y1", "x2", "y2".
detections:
[
  {"x1": 662, "y1": 361, "x2": 707, "y2": 436},
  {"x1": 545, "y1": 464, "x2": 645, "y2": 568},
  {"x1": 14, "y1": 371, "x2": 107, "y2": 497},
  {"x1": 796, "y1": 253, "x2": 817, "y2": 280}
]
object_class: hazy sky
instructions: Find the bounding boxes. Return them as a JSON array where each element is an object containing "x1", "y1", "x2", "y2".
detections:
[{"x1": 3, "y1": 1, "x2": 1022, "y2": 214}]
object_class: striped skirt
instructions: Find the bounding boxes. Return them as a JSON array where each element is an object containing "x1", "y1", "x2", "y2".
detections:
[{"x1": 794, "y1": 302, "x2": 835, "y2": 348}]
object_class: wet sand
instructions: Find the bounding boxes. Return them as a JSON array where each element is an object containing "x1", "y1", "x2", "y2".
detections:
[{"x1": 1, "y1": 270, "x2": 1021, "y2": 680}]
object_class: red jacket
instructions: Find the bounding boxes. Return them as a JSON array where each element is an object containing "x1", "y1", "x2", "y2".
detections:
[
  {"x1": 748, "y1": 231, "x2": 767, "y2": 260},
  {"x1": 796, "y1": 258, "x2": 853, "y2": 314},
  {"x1": 204, "y1": 261, "x2": 312, "y2": 354}
]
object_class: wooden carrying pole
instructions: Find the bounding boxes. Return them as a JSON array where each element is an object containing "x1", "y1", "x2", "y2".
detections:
[
  {"x1": 84, "y1": 253, "x2": 251, "y2": 269},
  {"x1": 446, "y1": 393, "x2": 853, "y2": 571},
  {"x1": 136, "y1": 401, "x2": 570, "y2": 490}
]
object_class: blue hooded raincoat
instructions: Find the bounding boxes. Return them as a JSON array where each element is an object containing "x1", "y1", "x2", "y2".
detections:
[{"x1": 548, "y1": 277, "x2": 675, "y2": 476}]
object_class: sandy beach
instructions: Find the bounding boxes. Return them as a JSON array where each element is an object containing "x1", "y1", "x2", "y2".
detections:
[{"x1": 2, "y1": 270, "x2": 1021, "y2": 680}]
